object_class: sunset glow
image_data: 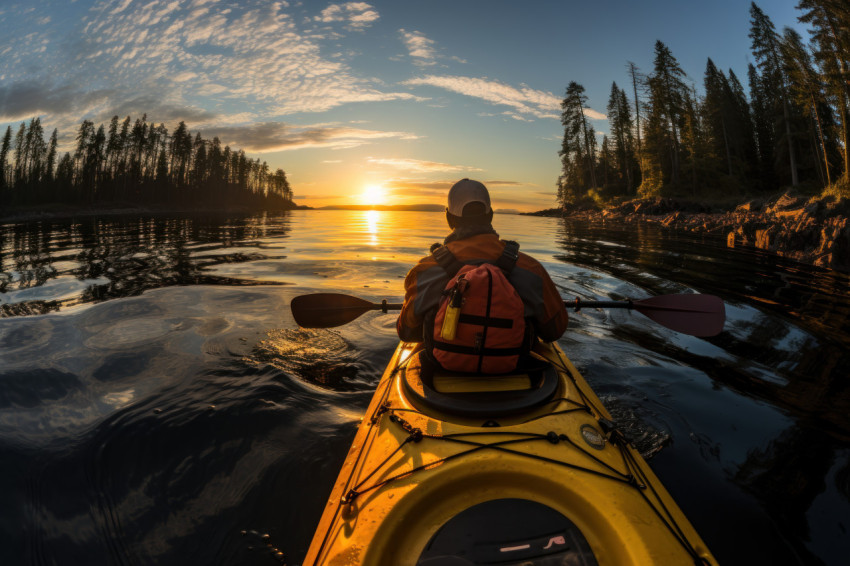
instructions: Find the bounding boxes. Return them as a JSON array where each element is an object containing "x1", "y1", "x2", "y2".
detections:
[{"x1": 361, "y1": 185, "x2": 388, "y2": 207}]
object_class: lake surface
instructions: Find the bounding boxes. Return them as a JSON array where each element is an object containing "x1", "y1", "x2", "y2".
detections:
[{"x1": 1, "y1": 210, "x2": 848, "y2": 565}]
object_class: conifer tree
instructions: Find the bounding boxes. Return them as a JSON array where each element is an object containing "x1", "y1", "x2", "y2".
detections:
[
  {"x1": 750, "y1": 2, "x2": 800, "y2": 187},
  {"x1": 797, "y1": 0, "x2": 850, "y2": 182},
  {"x1": 558, "y1": 81, "x2": 598, "y2": 204},
  {"x1": 645, "y1": 40, "x2": 689, "y2": 191},
  {"x1": 727, "y1": 69, "x2": 760, "y2": 184},
  {"x1": 627, "y1": 62, "x2": 645, "y2": 161},
  {"x1": 46, "y1": 129, "x2": 58, "y2": 184},
  {"x1": 0, "y1": 126, "x2": 12, "y2": 191},
  {"x1": 781, "y1": 26, "x2": 835, "y2": 185},
  {"x1": 607, "y1": 82, "x2": 637, "y2": 194}
]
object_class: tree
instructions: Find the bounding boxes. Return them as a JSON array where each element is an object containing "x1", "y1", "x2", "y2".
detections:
[
  {"x1": 45, "y1": 129, "x2": 58, "y2": 196},
  {"x1": 781, "y1": 26, "x2": 835, "y2": 185},
  {"x1": 648, "y1": 40, "x2": 689, "y2": 189},
  {"x1": 0, "y1": 126, "x2": 11, "y2": 191},
  {"x1": 797, "y1": 0, "x2": 850, "y2": 182},
  {"x1": 627, "y1": 62, "x2": 645, "y2": 161},
  {"x1": 750, "y1": 2, "x2": 800, "y2": 186},
  {"x1": 558, "y1": 81, "x2": 598, "y2": 204},
  {"x1": 607, "y1": 82, "x2": 638, "y2": 194}
]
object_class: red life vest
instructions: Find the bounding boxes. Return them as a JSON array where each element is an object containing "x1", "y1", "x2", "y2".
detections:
[{"x1": 429, "y1": 242, "x2": 528, "y2": 374}]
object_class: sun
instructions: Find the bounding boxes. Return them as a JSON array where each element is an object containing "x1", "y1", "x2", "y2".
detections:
[{"x1": 361, "y1": 184, "x2": 387, "y2": 206}]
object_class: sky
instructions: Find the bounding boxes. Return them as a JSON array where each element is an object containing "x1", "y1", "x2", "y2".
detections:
[{"x1": 0, "y1": 0, "x2": 806, "y2": 212}]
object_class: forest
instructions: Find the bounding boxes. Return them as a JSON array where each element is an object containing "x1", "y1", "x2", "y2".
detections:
[
  {"x1": 0, "y1": 114, "x2": 294, "y2": 212},
  {"x1": 558, "y1": 2, "x2": 850, "y2": 207}
]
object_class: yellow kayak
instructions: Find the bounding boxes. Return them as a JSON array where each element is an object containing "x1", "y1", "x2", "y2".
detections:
[{"x1": 302, "y1": 341, "x2": 717, "y2": 566}]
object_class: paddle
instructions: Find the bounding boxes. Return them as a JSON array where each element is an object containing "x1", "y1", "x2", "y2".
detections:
[{"x1": 291, "y1": 293, "x2": 725, "y2": 337}]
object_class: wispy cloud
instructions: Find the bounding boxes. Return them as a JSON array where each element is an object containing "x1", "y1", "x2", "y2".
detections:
[
  {"x1": 400, "y1": 29, "x2": 437, "y2": 66},
  {"x1": 404, "y1": 75, "x2": 605, "y2": 121},
  {"x1": 367, "y1": 157, "x2": 481, "y2": 173},
  {"x1": 0, "y1": 1, "x2": 414, "y2": 133},
  {"x1": 201, "y1": 122, "x2": 419, "y2": 152},
  {"x1": 315, "y1": 2, "x2": 379, "y2": 30}
]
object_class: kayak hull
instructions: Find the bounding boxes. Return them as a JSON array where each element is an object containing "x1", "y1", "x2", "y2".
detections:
[{"x1": 303, "y1": 342, "x2": 717, "y2": 566}]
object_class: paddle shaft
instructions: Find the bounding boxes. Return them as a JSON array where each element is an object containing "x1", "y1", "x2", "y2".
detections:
[
  {"x1": 291, "y1": 292, "x2": 725, "y2": 336},
  {"x1": 357, "y1": 300, "x2": 638, "y2": 312}
]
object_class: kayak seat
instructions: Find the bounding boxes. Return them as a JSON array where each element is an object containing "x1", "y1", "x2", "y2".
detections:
[{"x1": 401, "y1": 352, "x2": 559, "y2": 419}]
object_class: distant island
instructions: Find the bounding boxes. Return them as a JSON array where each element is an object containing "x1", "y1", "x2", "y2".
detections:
[
  {"x1": 314, "y1": 204, "x2": 521, "y2": 214},
  {"x1": 317, "y1": 203, "x2": 444, "y2": 212}
]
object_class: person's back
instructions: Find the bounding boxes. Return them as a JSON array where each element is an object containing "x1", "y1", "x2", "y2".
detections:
[{"x1": 397, "y1": 179, "x2": 567, "y2": 373}]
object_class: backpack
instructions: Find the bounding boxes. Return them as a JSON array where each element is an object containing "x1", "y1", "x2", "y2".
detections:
[{"x1": 426, "y1": 241, "x2": 531, "y2": 374}]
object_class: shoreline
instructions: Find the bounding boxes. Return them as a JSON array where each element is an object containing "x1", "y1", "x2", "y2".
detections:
[
  {"x1": 0, "y1": 201, "x2": 309, "y2": 224},
  {"x1": 526, "y1": 192, "x2": 850, "y2": 273}
]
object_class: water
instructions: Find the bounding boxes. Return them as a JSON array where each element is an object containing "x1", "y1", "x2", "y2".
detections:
[{"x1": 0, "y1": 210, "x2": 848, "y2": 565}]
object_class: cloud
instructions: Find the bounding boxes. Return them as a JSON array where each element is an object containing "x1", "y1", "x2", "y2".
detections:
[
  {"x1": 366, "y1": 157, "x2": 481, "y2": 173},
  {"x1": 0, "y1": 80, "x2": 98, "y2": 121},
  {"x1": 200, "y1": 121, "x2": 419, "y2": 152},
  {"x1": 404, "y1": 75, "x2": 606, "y2": 121},
  {"x1": 315, "y1": 2, "x2": 379, "y2": 30},
  {"x1": 400, "y1": 29, "x2": 436, "y2": 66},
  {"x1": 0, "y1": 1, "x2": 414, "y2": 130}
]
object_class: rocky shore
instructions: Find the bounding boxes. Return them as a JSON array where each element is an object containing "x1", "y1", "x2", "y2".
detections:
[{"x1": 528, "y1": 192, "x2": 850, "y2": 273}]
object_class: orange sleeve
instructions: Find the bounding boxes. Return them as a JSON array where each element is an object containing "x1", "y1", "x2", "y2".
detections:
[{"x1": 396, "y1": 255, "x2": 438, "y2": 342}]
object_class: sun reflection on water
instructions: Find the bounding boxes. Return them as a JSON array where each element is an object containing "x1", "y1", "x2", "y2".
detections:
[{"x1": 366, "y1": 209, "x2": 380, "y2": 246}]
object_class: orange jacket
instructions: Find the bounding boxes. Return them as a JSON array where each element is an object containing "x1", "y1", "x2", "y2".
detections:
[{"x1": 397, "y1": 233, "x2": 568, "y2": 343}]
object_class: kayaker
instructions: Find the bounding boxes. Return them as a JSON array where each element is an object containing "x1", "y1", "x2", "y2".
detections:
[{"x1": 397, "y1": 178, "x2": 568, "y2": 373}]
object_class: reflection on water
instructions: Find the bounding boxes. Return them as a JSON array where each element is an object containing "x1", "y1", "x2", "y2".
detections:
[
  {"x1": 0, "y1": 215, "x2": 293, "y2": 316},
  {"x1": 0, "y1": 211, "x2": 848, "y2": 565}
]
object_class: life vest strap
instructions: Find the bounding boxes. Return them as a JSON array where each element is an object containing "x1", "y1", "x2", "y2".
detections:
[
  {"x1": 458, "y1": 313, "x2": 514, "y2": 329},
  {"x1": 432, "y1": 340, "x2": 524, "y2": 356},
  {"x1": 432, "y1": 240, "x2": 520, "y2": 276},
  {"x1": 432, "y1": 245, "x2": 464, "y2": 277},
  {"x1": 496, "y1": 240, "x2": 519, "y2": 273}
]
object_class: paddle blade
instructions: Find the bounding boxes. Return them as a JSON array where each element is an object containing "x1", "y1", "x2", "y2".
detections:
[
  {"x1": 291, "y1": 293, "x2": 375, "y2": 328},
  {"x1": 633, "y1": 294, "x2": 725, "y2": 337}
]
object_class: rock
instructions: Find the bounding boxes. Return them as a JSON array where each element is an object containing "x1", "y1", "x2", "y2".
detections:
[
  {"x1": 662, "y1": 211, "x2": 681, "y2": 227},
  {"x1": 755, "y1": 227, "x2": 773, "y2": 250},
  {"x1": 771, "y1": 192, "x2": 807, "y2": 211}
]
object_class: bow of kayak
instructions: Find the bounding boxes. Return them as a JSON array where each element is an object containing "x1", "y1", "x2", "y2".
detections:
[{"x1": 303, "y1": 341, "x2": 717, "y2": 566}]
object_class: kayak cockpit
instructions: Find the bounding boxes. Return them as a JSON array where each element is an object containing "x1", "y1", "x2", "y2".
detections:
[
  {"x1": 400, "y1": 351, "x2": 561, "y2": 422},
  {"x1": 417, "y1": 498, "x2": 598, "y2": 566}
]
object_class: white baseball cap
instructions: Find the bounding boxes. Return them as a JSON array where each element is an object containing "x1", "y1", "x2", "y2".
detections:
[{"x1": 446, "y1": 179, "x2": 492, "y2": 216}]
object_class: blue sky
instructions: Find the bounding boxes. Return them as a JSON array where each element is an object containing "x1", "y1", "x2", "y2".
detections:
[{"x1": 0, "y1": 0, "x2": 804, "y2": 211}]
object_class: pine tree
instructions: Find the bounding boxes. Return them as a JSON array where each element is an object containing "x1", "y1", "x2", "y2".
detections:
[
  {"x1": 13, "y1": 123, "x2": 25, "y2": 189},
  {"x1": 45, "y1": 129, "x2": 58, "y2": 198},
  {"x1": 781, "y1": 26, "x2": 835, "y2": 185},
  {"x1": 797, "y1": 0, "x2": 850, "y2": 183},
  {"x1": 727, "y1": 69, "x2": 760, "y2": 185},
  {"x1": 0, "y1": 126, "x2": 11, "y2": 191},
  {"x1": 558, "y1": 81, "x2": 598, "y2": 204},
  {"x1": 607, "y1": 82, "x2": 637, "y2": 195},
  {"x1": 645, "y1": 40, "x2": 689, "y2": 190},
  {"x1": 750, "y1": 2, "x2": 800, "y2": 186},
  {"x1": 627, "y1": 61, "x2": 645, "y2": 161}
]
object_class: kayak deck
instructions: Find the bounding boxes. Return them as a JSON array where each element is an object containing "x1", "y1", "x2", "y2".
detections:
[{"x1": 303, "y1": 342, "x2": 717, "y2": 566}]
